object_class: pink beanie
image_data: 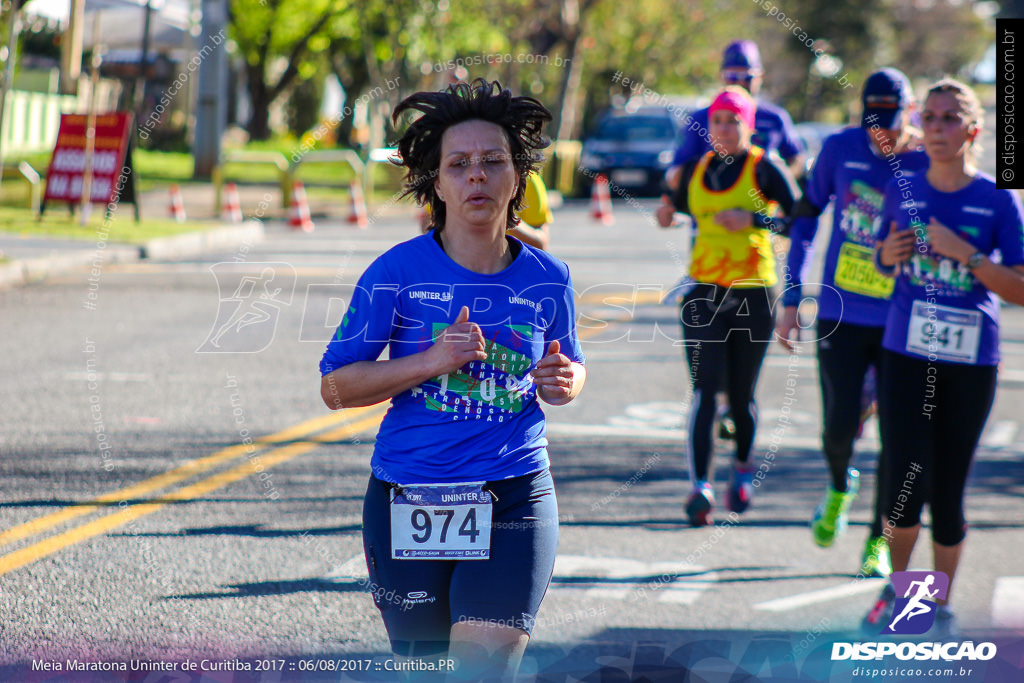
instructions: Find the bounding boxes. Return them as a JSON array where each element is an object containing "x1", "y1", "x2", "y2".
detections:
[{"x1": 709, "y1": 86, "x2": 756, "y2": 128}]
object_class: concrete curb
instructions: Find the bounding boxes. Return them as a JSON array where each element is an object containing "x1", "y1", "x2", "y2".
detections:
[
  {"x1": 0, "y1": 246, "x2": 140, "y2": 290},
  {"x1": 0, "y1": 221, "x2": 266, "y2": 291},
  {"x1": 140, "y1": 220, "x2": 265, "y2": 260}
]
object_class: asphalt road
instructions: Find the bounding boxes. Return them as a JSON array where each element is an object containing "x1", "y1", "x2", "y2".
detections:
[{"x1": 2, "y1": 202, "x2": 1023, "y2": 681}]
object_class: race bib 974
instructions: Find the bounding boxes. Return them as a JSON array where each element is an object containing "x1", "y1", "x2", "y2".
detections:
[{"x1": 390, "y1": 483, "x2": 492, "y2": 560}]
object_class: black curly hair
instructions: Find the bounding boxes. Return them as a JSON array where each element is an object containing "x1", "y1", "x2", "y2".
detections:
[{"x1": 392, "y1": 79, "x2": 552, "y2": 232}]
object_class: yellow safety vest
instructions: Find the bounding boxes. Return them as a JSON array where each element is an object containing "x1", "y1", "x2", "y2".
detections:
[
  {"x1": 518, "y1": 173, "x2": 552, "y2": 228},
  {"x1": 687, "y1": 146, "x2": 778, "y2": 288}
]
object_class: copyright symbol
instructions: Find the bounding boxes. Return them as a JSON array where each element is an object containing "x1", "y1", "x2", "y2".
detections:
[{"x1": 1003, "y1": 168, "x2": 1015, "y2": 183}]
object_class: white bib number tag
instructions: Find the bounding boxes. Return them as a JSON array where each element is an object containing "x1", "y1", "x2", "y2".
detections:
[
  {"x1": 906, "y1": 300, "x2": 982, "y2": 364},
  {"x1": 390, "y1": 483, "x2": 492, "y2": 560}
]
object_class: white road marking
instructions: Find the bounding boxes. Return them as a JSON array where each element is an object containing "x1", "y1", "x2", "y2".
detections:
[
  {"x1": 546, "y1": 421, "x2": 840, "y2": 451},
  {"x1": 550, "y1": 555, "x2": 714, "y2": 605},
  {"x1": 982, "y1": 420, "x2": 1019, "y2": 448},
  {"x1": 607, "y1": 401, "x2": 687, "y2": 429},
  {"x1": 549, "y1": 418, "x2": 1024, "y2": 456},
  {"x1": 326, "y1": 554, "x2": 368, "y2": 580},
  {"x1": 754, "y1": 579, "x2": 885, "y2": 612},
  {"x1": 1001, "y1": 369, "x2": 1024, "y2": 382},
  {"x1": 991, "y1": 577, "x2": 1024, "y2": 629},
  {"x1": 547, "y1": 423, "x2": 683, "y2": 441}
]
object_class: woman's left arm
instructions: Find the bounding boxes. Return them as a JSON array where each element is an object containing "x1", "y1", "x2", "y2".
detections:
[{"x1": 927, "y1": 217, "x2": 1024, "y2": 305}]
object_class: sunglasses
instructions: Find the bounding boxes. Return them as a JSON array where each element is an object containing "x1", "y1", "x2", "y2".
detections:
[{"x1": 722, "y1": 72, "x2": 754, "y2": 84}]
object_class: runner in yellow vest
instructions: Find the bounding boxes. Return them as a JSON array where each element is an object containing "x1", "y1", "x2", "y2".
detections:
[
  {"x1": 687, "y1": 145, "x2": 780, "y2": 287},
  {"x1": 511, "y1": 172, "x2": 553, "y2": 249},
  {"x1": 664, "y1": 86, "x2": 801, "y2": 526}
]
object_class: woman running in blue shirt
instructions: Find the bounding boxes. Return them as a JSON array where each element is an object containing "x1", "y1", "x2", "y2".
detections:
[
  {"x1": 320, "y1": 80, "x2": 586, "y2": 679},
  {"x1": 777, "y1": 69, "x2": 928, "y2": 578},
  {"x1": 862, "y1": 78, "x2": 1024, "y2": 639}
]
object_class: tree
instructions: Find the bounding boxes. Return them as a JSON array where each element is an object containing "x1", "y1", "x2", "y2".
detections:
[
  {"x1": 881, "y1": 0, "x2": 990, "y2": 82},
  {"x1": 324, "y1": 0, "x2": 513, "y2": 148},
  {"x1": 229, "y1": 0, "x2": 353, "y2": 140},
  {"x1": 767, "y1": 0, "x2": 990, "y2": 122},
  {"x1": 233, "y1": 0, "x2": 993, "y2": 146}
]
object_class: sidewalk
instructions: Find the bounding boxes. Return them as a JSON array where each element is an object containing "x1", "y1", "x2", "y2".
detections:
[
  {"x1": 0, "y1": 183, "x2": 416, "y2": 290},
  {"x1": 142, "y1": 182, "x2": 414, "y2": 221}
]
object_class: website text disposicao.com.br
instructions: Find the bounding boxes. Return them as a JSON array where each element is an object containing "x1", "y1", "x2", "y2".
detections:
[
  {"x1": 430, "y1": 52, "x2": 570, "y2": 73},
  {"x1": 836, "y1": 640, "x2": 996, "y2": 678}
]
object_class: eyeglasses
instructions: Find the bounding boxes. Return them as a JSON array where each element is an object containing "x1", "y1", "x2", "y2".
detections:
[{"x1": 722, "y1": 71, "x2": 754, "y2": 84}]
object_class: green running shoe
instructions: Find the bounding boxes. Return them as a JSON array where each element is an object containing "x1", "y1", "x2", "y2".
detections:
[
  {"x1": 860, "y1": 535, "x2": 893, "y2": 578},
  {"x1": 810, "y1": 468, "x2": 860, "y2": 547}
]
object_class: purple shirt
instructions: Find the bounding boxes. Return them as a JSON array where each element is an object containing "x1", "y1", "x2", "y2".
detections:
[
  {"x1": 878, "y1": 172, "x2": 1024, "y2": 365},
  {"x1": 786, "y1": 127, "x2": 929, "y2": 325}
]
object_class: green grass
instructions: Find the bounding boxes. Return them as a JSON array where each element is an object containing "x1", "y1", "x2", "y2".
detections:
[
  {"x1": 4, "y1": 147, "x2": 405, "y2": 203},
  {"x1": 133, "y1": 150, "x2": 194, "y2": 187},
  {"x1": 0, "y1": 206, "x2": 219, "y2": 244}
]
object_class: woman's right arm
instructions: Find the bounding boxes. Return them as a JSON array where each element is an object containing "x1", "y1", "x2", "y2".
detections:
[
  {"x1": 670, "y1": 159, "x2": 699, "y2": 214},
  {"x1": 658, "y1": 160, "x2": 700, "y2": 228},
  {"x1": 321, "y1": 306, "x2": 486, "y2": 409}
]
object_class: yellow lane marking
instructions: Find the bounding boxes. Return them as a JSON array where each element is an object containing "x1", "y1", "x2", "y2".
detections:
[
  {"x1": 0, "y1": 406, "x2": 381, "y2": 549},
  {"x1": 577, "y1": 290, "x2": 664, "y2": 306},
  {"x1": 0, "y1": 305, "x2": 625, "y2": 574},
  {"x1": 0, "y1": 410, "x2": 387, "y2": 578},
  {"x1": 578, "y1": 324, "x2": 603, "y2": 341}
]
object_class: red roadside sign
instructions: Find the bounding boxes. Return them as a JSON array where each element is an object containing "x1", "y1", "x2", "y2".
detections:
[{"x1": 43, "y1": 112, "x2": 136, "y2": 211}]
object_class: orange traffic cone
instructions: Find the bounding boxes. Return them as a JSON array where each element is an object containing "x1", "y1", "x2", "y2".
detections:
[
  {"x1": 288, "y1": 181, "x2": 314, "y2": 232},
  {"x1": 168, "y1": 184, "x2": 186, "y2": 223},
  {"x1": 590, "y1": 174, "x2": 614, "y2": 225},
  {"x1": 347, "y1": 181, "x2": 369, "y2": 229},
  {"x1": 222, "y1": 182, "x2": 242, "y2": 223}
]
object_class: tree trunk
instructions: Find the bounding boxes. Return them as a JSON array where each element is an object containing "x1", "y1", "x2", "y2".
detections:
[
  {"x1": 553, "y1": 0, "x2": 585, "y2": 142},
  {"x1": 335, "y1": 71, "x2": 370, "y2": 148},
  {"x1": 555, "y1": 33, "x2": 585, "y2": 142},
  {"x1": 357, "y1": 3, "x2": 387, "y2": 154},
  {"x1": 246, "y1": 63, "x2": 272, "y2": 141}
]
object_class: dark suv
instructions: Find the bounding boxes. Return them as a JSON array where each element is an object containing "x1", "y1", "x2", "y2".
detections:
[{"x1": 578, "y1": 106, "x2": 684, "y2": 197}]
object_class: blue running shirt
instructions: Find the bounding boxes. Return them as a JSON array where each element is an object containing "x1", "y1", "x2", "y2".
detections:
[
  {"x1": 878, "y1": 172, "x2": 1024, "y2": 366},
  {"x1": 320, "y1": 232, "x2": 585, "y2": 484},
  {"x1": 786, "y1": 127, "x2": 929, "y2": 325}
]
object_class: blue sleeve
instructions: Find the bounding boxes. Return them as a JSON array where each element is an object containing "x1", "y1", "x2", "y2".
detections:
[
  {"x1": 805, "y1": 135, "x2": 837, "y2": 210},
  {"x1": 782, "y1": 141, "x2": 835, "y2": 306},
  {"x1": 319, "y1": 257, "x2": 400, "y2": 376},
  {"x1": 995, "y1": 189, "x2": 1024, "y2": 266},
  {"x1": 546, "y1": 272, "x2": 586, "y2": 365},
  {"x1": 877, "y1": 179, "x2": 899, "y2": 243},
  {"x1": 673, "y1": 109, "x2": 709, "y2": 166},
  {"x1": 774, "y1": 109, "x2": 805, "y2": 162},
  {"x1": 783, "y1": 217, "x2": 816, "y2": 306}
]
